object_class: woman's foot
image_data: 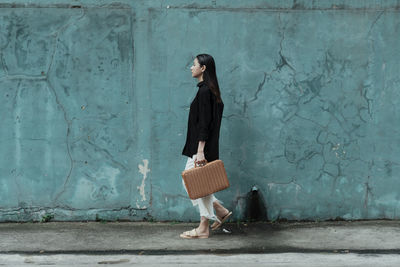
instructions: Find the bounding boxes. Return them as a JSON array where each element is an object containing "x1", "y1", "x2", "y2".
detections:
[
  {"x1": 211, "y1": 201, "x2": 232, "y2": 230},
  {"x1": 213, "y1": 201, "x2": 229, "y2": 221},
  {"x1": 211, "y1": 211, "x2": 232, "y2": 230},
  {"x1": 180, "y1": 216, "x2": 209, "y2": 238},
  {"x1": 194, "y1": 226, "x2": 209, "y2": 236},
  {"x1": 196, "y1": 217, "x2": 210, "y2": 236},
  {"x1": 180, "y1": 228, "x2": 209, "y2": 239}
]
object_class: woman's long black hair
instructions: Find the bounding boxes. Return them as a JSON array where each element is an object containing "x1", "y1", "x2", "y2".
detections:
[{"x1": 196, "y1": 54, "x2": 223, "y2": 103}]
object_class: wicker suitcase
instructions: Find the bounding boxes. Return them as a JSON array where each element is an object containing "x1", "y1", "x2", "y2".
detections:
[{"x1": 181, "y1": 159, "x2": 230, "y2": 200}]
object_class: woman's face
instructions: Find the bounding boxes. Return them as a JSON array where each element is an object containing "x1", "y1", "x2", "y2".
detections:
[{"x1": 190, "y1": 58, "x2": 204, "y2": 79}]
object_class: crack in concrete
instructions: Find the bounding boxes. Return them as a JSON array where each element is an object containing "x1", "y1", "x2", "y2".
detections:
[
  {"x1": 166, "y1": 5, "x2": 400, "y2": 12},
  {"x1": 0, "y1": 74, "x2": 47, "y2": 81},
  {"x1": 226, "y1": 13, "x2": 297, "y2": 121},
  {"x1": 364, "y1": 176, "x2": 373, "y2": 211},
  {"x1": 277, "y1": 13, "x2": 295, "y2": 72},
  {"x1": 320, "y1": 103, "x2": 353, "y2": 140},
  {"x1": 47, "y1": 79, "x2": 73, "y2": 204},
  {"x1": 0, "y1": 204, "x2": 147, "y2": 218},
  {"x1": 248, "y1": 72, "x2": 267, "y2": 103},
  {"x1": 0, "y1": 51, "x2": 9, "y2": 75},
  {"x1": 295, "y1": 113, "x2": 326, "y2": 129},
  {"x1": 96, "y1": 2, "x2": 133, "y2": 10},
  {"x1": 362, "y1": 11, "x2": 385, "y2": 124},
  {"x1": 47, "y1": 9, "x2": 86, "y2": 203},
  {"x1": 367, "y1": 10, "x2": 385, "y2": 37},
  {"x1": 0, "y1": 7, "x2": 89, "y2": 206},
  {"x1": 269, "y1": 24, "x2": 378, "y2": 201},
  {"x1": 11, "y1": 81, "x2": 24, "y2": 204},
  {"x1": 277, "y1": 52, "x2": 372, "y2": 186},
  {"x1": 86, "y1": 140, "x2": 128, "y2": 171},
  {"x1": 47, "y1": 6, "x2": 86, "y2": 76},
  {"x1": 363, "y1": 161, "x2": 375, "y2": 215},
  {"x1": 239, "y1": 72, "x2": 268, "y2": 116}
]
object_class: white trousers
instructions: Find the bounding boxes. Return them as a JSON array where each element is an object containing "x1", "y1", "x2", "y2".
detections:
[{"x1": 182, "y1": 154, "x2": 222, "y2": 222}]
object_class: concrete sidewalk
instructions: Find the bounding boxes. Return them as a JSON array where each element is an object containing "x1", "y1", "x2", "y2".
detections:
[{"x1": 0, "y1": 220, "x2": 399, "y2": 254}]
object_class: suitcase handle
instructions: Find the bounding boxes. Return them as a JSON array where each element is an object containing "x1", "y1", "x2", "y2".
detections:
[{"x1": 194, "y1": 159, "x2": 208, "y2": 168}]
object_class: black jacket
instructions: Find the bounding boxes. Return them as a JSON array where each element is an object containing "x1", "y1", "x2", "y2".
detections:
[{"x1": 182, "y1": 81, "x2": 224, "y2": 162}]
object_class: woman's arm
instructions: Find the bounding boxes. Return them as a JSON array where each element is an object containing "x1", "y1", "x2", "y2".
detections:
[
  {"x1": 196, "y1": 87, "x2": 212, "y2": 165},
  {"x1": 197, "y1": 87, "x2": 212, "y2": 142},
  {"x1": 197, "y1": 141, "x2": 205, "y2": 153},
  {"x1": 196, "y1": 141, "x2": 206, "y2": 163}
]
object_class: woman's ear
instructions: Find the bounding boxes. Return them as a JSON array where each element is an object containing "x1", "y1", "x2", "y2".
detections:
[{"x1": 201, "y1": 65, "x2": 206, "y2": 72}]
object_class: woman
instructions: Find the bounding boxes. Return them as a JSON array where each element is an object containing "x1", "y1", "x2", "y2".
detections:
[{"x1": 180, "y1": 54, "x2": 232, "y2": 239}]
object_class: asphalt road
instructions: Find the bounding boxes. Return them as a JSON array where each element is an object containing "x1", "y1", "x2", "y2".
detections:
[{"x1": 1, "y1": 253, "x2": 400, "y2": 266}]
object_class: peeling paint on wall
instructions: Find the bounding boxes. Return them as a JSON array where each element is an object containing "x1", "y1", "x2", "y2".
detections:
[{"x1": 136, "y1": 159, "x2": 150, "y2": 209}]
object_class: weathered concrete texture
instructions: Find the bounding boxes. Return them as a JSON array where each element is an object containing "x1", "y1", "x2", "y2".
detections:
[
  {"x1": 1, "y1": 0, "x2": 400, "y2": 222},
  {"x1": 2, "y1": 253, "x2": 400, "y2": 267},
  {"x1": 1, "y1": 221, "x2": 400, "y2": 253},
  {"x1": 142, "y1": 2, "x2": 400, "y2": 221},
  {"x1": 0, "y1": 5, "x2": 150, "y2": 221}
]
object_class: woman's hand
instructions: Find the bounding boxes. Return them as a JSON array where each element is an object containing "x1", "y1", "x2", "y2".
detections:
[
  {"x1": 195, "y1": 141, "x2": 207, "y2": 166},
  {"x1": 196, "y1": 151, "x2": 205, "y2": 161},
  {"x1": 195, "y1": 151, "x2": 207, "y2": 167}
]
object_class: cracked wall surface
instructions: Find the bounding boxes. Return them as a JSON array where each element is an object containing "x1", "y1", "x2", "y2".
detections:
[
  {"x1": 0, "y1": 4, "x2": 151, "y2": 221},
  {"x1": 1, "y1": 0, "x2": 400, "y2": 221}
]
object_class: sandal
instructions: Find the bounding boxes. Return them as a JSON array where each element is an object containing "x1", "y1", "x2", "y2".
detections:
[
  {"x1": 211, "y1": 211, "x2": 232, "y2": 231},
  {"x1": 180, "y1": 228, "x2": 209, "y2": 239}
]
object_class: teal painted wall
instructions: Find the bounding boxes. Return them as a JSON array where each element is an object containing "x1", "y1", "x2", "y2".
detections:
[{"x1": 1, "y1": 0, "x2": 400, "y2": 222}]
